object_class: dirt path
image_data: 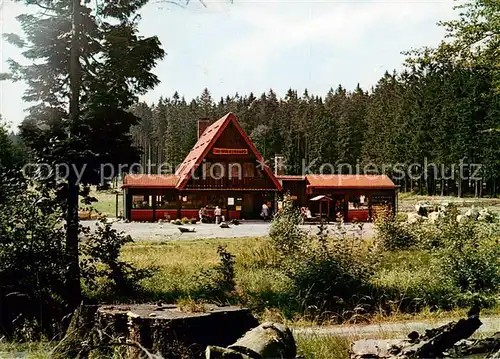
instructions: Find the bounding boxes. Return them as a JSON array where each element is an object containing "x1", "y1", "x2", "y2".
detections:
[
  {"x1": 83, "y1": 220, "x2": 374, "y2": 241},
  {"x1": 293, "y1": 316, "x2": 500, "y2": 338}
]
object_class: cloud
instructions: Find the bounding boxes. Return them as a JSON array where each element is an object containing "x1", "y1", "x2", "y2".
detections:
[{"x1": 211, "y1": 0, "x2": 458, "y2": 77}]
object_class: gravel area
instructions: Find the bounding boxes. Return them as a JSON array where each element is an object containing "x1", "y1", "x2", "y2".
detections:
[{"x1": 82, "y1": 220, "x2": 374, "y2": 241}]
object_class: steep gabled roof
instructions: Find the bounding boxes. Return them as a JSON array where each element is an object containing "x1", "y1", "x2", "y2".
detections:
[{"x1": 175, "y1": 112, "x2": 282, "y2": 191}]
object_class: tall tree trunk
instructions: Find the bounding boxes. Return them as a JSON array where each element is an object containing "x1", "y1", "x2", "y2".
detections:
[{"x1": 67, "y1": 0, "x2": 83, "y2": 310}]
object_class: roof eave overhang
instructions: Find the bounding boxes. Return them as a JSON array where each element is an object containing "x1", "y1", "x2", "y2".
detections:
[{"x1": 307, "y1": 186, "x2": 396, "y2": 190}]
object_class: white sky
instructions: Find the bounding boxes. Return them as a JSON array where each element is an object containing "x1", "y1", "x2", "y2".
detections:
[{"x1": 0, "y1": 0, "x2": 460, "y2": 127}]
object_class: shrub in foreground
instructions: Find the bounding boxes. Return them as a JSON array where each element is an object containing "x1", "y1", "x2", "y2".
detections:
[
  {"x1": 438, "y1": 221, "x2": 500, "y2": 294},
  {"x1": 271, "y1": 202, "x2": 377, "y2": 318},
  {"x1": 80, "y1": 219, "x2": 155, "y2": 299},
  {"x1": 374, "y1": 212, "x2": 418, "y2": 250}
]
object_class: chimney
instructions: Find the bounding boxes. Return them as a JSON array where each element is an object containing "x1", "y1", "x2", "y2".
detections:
[
  {"x1": 198, "y1": 118, "x2": 211, "y2": 139},
  {"x1": 274, "y1": 155, "x2": 286, "y2": 176}
]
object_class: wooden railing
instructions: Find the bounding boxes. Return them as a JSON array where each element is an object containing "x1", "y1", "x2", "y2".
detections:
[{"x1": 186, "y1": 177, "x2": 274, "y2": 189}]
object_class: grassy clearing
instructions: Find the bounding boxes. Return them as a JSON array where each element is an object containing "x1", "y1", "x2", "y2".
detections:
[
  {"x1": 119, "y1": 237, "x2": 293, "y2": 313},
  {"x1": 80, "y1": 188, "x2": 122, "y2": 217},
  {"x1": 117, "y1": 236, "x2": 500, "y2": 323}
]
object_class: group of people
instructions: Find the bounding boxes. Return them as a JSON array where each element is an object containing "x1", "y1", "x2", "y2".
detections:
[
  {"x1": 198, "y1": 203, "x2": 273, "y2": 223},
  {"x1": 198, "y1": 206, "x2": 225, "y2": 224},
  {"x1": 299, "y1": 207, "x2": 313, "y2": 223}
]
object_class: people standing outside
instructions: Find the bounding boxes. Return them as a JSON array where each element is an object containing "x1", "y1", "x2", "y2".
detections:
[
  {"x1": 214, "y1": 206, "x2": 222, "y2": 224},
  {"x1": 261, "y1": 203, "x2": 269, "y2": 221},
  {"x1": 199, "y1": 207, "x2": 207, "y2": 223}
]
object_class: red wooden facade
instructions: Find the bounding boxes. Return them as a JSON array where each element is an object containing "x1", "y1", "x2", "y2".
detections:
[{"x1": 122, "y1": 113, "x2": 397, "y2": 222}]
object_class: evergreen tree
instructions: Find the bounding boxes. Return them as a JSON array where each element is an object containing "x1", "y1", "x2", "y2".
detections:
[{"x1": 3, "y1": 0, "x2": 164, "y2": 309}]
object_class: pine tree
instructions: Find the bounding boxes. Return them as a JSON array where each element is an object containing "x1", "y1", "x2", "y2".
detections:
[{"x1": 3, "y1": 0, "x2": 165, "y2": 309}]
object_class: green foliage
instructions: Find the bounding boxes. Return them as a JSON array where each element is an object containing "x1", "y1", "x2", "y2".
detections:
[
  {"x1": 197, "y1": 246, "x2": 236, "y2": 302},
  {"x1": 2, "y1": 0, "x2": 165, "y2": 310},
  {"x1": 285, "y1": 235, "x2": 377, "y2": 316},
  {"x1": 374, "y1": 212, "x2": 419, "y2": 251},
  {"x1": 80, "y1": 219, "x2": 154, "y2": 298},
  {"x1": 269, "y1": 199, "x2": 304, "y2": 256},
  {"x1": 270, "y1": 204, "x2": 377, "y2": 316},
  {"x1": 438, "y1": 222, "x2": 500, "y2": 293},
  {"x1": 375, "y1": 210, "x2": 500, "y2": 309},
  {"x1": 0, "y1": 180, "x2": 69, "y2": 338},
  {"x1": 296, "y1": 334, "x2": 351, "y2": 359},
  {"x1": 373, "y1": 251, "x2": 460, "y2": 311},
  {"x1": 0, "y1": 122, "x2": 24, "y2": 172}
]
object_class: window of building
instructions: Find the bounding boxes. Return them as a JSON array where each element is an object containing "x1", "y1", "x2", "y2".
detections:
[
  {"x1": 156, "y1": 193, "x2": 177, "y2": 209},
  {"x1": 243, "y1": 163, "x2": 255, "y2": 177},
  {"x1": 348, "y1": 195, "x2": 369, "y2": 210},
  {"x1": 206, "y1": 194, "x2": 225, "y2": 209},
  {"x1": 182, "y1": 194, "x2": 203, "y2": 209},
  {"x1": 210, "y1": 163, "x2": 224, "y2": 179},
  {"x1": 132, "y1": 195, "x2": 151, "y2": 209},
  {"x1": 229, "y1": 163, "x2": 242, "y2": 179}
]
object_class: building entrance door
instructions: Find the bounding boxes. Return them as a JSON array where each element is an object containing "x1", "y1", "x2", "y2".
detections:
[{"x1": 242, "y1": 193, "x2": 254, "y2": 219}]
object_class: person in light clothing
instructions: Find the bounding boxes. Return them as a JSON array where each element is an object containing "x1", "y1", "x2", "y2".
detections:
[
  {"x1": 261, "y1": 203, "x2": 269, "y2": 221},
  {"x1": 214, "y1": 206, "x2": 222, "y2": 224}
]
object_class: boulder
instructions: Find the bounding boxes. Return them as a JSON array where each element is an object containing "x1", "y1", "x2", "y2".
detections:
[
  {"x1": 428, "y1": 211, "x2": 445, "y2": 223},
  {"x1": 478, "y1": 208, "x2": 494, "y2": 222},
  {"x1": 464, "y1": 206, "x2": 480, "y2": 220},
  {"x1": 408, "y1": 213, "x2": 426, "y2": 224}
]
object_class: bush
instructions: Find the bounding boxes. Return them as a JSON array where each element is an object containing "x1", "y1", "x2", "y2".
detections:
[
  {"x1": 284, "y1": 232, "x2": 377, "y2": 317},
  {"x1": 374, "y1": 212, "x2": 418, "y2": 250},
  {"x1": 174, "y1": 219, "x2": 182, "y2": 225},
  {"x1": 271, "y1": 203, "x2": 377, "y2": 317},
  {"x1": 438, "y1": 221, "x2": 500, "y2": 293},
  {"x1": 269, "y1": 200, "x2": 305, "y2": 256},
  {"x1": 375, "y1": 211, "x2": 500, "y2": 310},
  {"x1": 80, "y1": 218, "x2": 155, "y2": 298},
  {"x1": 197, "y1": 246, "x2": 236, "y2": 302},
  {"x1": 372, "y1": 252, "x2": 460, "y2": 311},
  {"x1": 181, "y1": 217, "x2": 191, "y2": 225},
  {"x1": 0, "y1": 178, "x2": 69, "y2": 338}
]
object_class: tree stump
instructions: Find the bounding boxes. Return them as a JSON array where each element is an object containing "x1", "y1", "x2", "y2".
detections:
[
  {"x1": 55, "y1": 303, "x2": 259, "y2": 358},
  {"x1": 206, "y1": 322, "x2": 297, "y2": 359}
]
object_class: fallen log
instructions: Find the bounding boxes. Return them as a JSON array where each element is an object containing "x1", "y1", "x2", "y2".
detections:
[
  {"x1": 350, "y1": 311, "x2": 500, "y2": 358},
  {"x1": 401, "y1": 315, "x2": 482, "y2": 358},
  {"x1": 452, "y1": 332, "x2": 500, "y2": 357},
  {"x1": 206, "y1": 322, "x2": 297, "y2": 359}
]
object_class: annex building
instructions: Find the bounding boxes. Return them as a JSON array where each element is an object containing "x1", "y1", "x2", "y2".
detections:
[{"x1": 122, "y1": 113, "x2": 397, "y2": 222}]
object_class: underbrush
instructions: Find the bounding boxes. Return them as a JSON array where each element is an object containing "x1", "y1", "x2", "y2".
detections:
[
  {"x1": 374, "y1": 212, "x2": 500, "y2": 310},
  {"x1": 295, "y1": 334, "x2": 351, "y2": 359},
  {"x1": 104, "y1": 200, "x2": 500, "y2": 324}
]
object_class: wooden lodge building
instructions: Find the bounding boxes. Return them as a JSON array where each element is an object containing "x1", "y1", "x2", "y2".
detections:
[{"x1": 122, "y1": 113, "x2": 397, "y2": 222}]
